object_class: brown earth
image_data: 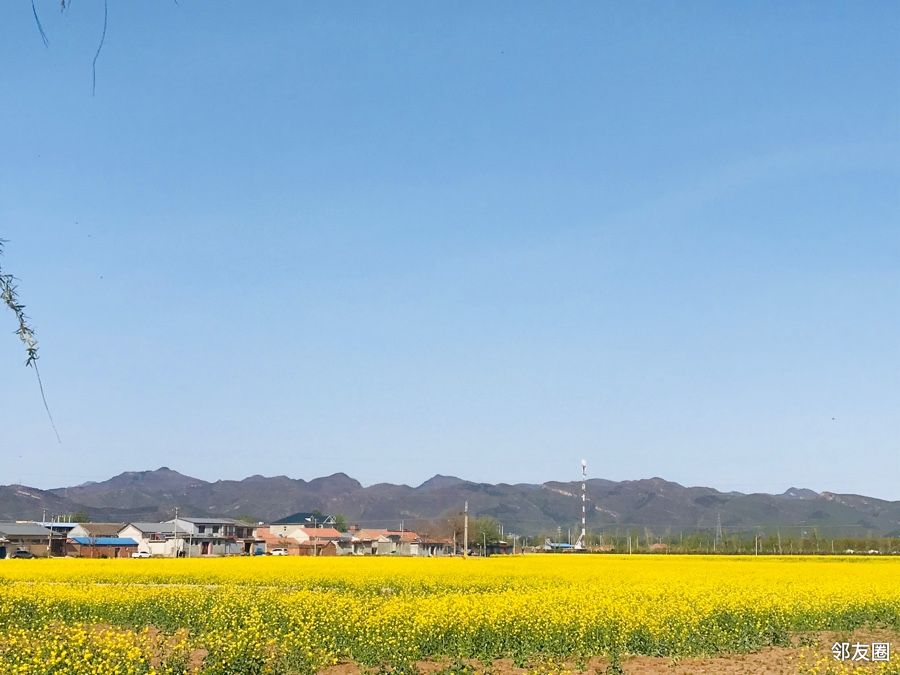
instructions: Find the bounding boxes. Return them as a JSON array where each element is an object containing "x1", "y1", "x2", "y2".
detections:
[{"x1": 320, "y1": 628, "x2": 900, "y2": 674}]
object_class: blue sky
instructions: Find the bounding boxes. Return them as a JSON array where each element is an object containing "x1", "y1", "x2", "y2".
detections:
[{"x1": 1, "y1": 2, "x2": 898, "y2": 498}]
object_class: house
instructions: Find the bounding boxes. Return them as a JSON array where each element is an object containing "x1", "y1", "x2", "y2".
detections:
[
  {"x1": 255, "y1": 525, "x2": 301, "y2": 555},
  {"x1": 168, "y1": 517, "x2": 245, "y2": 556},
  {"x1": 351, "y1": 529, "x2": 385, "y2": 555},
  {"x1": 381, "y1": 530, "x2": 420, "y2": 556},
  {"x1": 416, "y1": 535, "x2": 456, "y2": 557},
  {"x1": 291, "y1": 527, "x2": 353, "y2": 556},
  {"x1": 67, "y1": 537, "x2": 138, "y2": 558},
  {"x1": 69, "y1": 523, "x2": 127, "y2": 539},
  {"x1": 119, "y1": 522, "x2": 179, "y2": 557},
  {"x1": 34, "y1": 521, "x2": 76, "y2": 556},
  {"x1": 0, "y1": 522, "x2": 53, "y2": 558},
  {"x1": 271, "y1": 511, "x2": 336, "y2": 528},
  {"x1": 485, "y1": 540, "x2": 511, "y2": 556},
  {"x1": 351, "y1": 529, "x2": 422, "y2": 556},
  {"x1": 257, "y1": 525, "x2": 351, "y2": 555},
  {"x1": 267, "y1": 523, "x2": 307, "y2": 540}
]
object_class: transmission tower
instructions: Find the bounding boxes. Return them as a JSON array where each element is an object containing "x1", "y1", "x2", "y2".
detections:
[{"x1": 574, "y1": 459, "x2": 587, "y2": 550}]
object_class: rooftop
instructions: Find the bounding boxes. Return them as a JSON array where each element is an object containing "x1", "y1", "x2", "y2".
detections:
[
  {"x1": 70, "y1": 537, "x2": 138, "y2": 547},
  {"x1": 0, "y1": 522, "x2": 52, "y2": 537},
  {"x1": 272, "y1": 512, "x2": 335, "y2": 525},
  {"x1": 75, "y1": 523, "x2": 127, "y2": 537},
  {"x1": 125, "y1": 522, "x2": 178, "y2": 534}
]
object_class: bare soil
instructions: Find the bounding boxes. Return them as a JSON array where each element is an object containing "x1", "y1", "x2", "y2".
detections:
[{"x1": 320, "y1": 628, "x2": 900, "y2": 674}]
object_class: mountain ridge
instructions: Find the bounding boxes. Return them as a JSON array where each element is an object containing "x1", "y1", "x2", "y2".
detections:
[{"x1": 0, "y1": 468, "x2": 896, "y2": 536}]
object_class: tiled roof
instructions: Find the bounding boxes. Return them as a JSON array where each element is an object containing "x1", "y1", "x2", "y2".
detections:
[
  {"x1": 0, "y1": 522, "x2": 52, "y2": 537},
  {"x1": 272, "y1": 512, "x2": 335, "y2": 525},
  {"x1": 76, "y1": 523, "x2": 126, "y2": 537},
  {"x1": 300, "y1": 527, "x2": 342, "y2": 539},
  {"x1": 125, "y1": 523, "x2": 177, "y2": 534},
  {"x1": 417, "y1": 536, "x2": 454, "y2": 545}
]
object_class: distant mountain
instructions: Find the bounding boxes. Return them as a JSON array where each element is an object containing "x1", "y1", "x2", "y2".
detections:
[
  {"x1": 418, "y1": 474, "x2": 466, "y2": 491},
  {"x1": 781, "y1": 487, "x2": 819, "y2": 500},
  {"x1": 0, "y1": 469, "x2": 895, "y2": 536}
]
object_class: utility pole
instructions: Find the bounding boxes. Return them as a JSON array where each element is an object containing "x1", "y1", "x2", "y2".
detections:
[
  {"x1": 174, "y1": 507, "x2": 180, "y2": 558},
  {"x1": 463, "y1": 501, "x2": 468, "y2": 558},
  {"x1": 483, "y1": 532, "x2": 486, "y2": 557},
  {"x1": 715, "y1": 512, "x2": 722, "y2": 553}
]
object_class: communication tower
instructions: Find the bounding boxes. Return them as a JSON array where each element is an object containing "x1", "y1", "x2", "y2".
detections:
[{"x1": 574, "y1": 459, "x2": 587, "y2": 550}]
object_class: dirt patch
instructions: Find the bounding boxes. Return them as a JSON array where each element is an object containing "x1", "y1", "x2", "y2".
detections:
[{"x1": 319, "y1": 628, "x2": 900, "y2": 674}]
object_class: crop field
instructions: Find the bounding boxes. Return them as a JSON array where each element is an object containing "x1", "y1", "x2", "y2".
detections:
[{"x1": 0, "y1": 556, "x2": 898, "y2": 674}]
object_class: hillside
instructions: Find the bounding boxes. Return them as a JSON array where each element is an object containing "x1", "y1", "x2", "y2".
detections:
[{"x1": 0, "y1": 469, "x2": 895, "y2": 536}]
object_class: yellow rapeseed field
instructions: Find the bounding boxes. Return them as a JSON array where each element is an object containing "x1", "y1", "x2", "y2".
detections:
[{"x1": 0, "y1": 555, "x2": 897, "y2": 673}]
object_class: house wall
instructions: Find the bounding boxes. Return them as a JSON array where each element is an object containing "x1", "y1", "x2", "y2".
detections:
[
  {"x1": 120, "y1": 525, "x2": 173, "y2": 557},
  {"x1": 68, "y1": 524, "x2": 91, "y2": 539},
  {"x1": 66, "y1": 543, "x2": 137, "y2": 558},
  {"x1": 1, "y1": 538, "x2": 50, "y2": 557}
]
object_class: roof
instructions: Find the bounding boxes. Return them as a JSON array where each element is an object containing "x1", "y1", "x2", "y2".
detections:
[
  {"x1": 76, "y1": 523, "x2": 126, "y2": 537},
  {"x1": 175, "y1": 517, "x2": 239, "y2": 525},
  {"x1": 272, "y1": 512, "x2": 335, "y2": 525},
  {"x1": 36, "y1": 522, "x2": 78, "y2": 531},
  {"x1": 352, "y1": 529, "x2": 419, "y2": 542},
  {"x1": 124, "y1": 522, "x2": 177, "y2": 534},
  {"x1": 299, "y1": 527, "x2": 342, "y2": 539},
  {"x1": 0, "y1": 522, "x2": 52, "y2": 537},
  {"x1": 417, "y1": 536, "x2": 454, "y2": 545},
  {"x1": 70, "y1": 537, "x2": 138, "y2": 546}
]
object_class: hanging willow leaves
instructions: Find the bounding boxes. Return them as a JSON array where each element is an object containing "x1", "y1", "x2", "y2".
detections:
[{"x1": 0, "y1": 240, "x2": 61, "y2": 443}]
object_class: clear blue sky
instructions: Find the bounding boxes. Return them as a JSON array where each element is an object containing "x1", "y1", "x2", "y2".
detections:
[{"x1": 1, "y1": 2, "x2": 898, "y2": 498}]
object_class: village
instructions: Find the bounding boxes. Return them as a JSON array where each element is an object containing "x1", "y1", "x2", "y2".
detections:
[{"x1": 0, "y1": 510, "x2": 517, "y2": 559}]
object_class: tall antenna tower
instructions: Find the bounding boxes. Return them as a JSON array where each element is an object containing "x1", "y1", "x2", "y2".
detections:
[{"x1": 574, "y1": 459, "x2": 587, "y2": 550}]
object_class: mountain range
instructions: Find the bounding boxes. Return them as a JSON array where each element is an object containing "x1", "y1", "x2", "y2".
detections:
[{"x1": 1, "y1": 468, "x2": 897, "y2": 536}]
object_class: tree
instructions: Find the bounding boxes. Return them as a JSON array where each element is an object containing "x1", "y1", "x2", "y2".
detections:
[
  {"x1": 469, "y1": 517, "x2": 500, "y2": 548},
  {"x1": 333, "y1": 514, "x2": 348, "y2": 533}
]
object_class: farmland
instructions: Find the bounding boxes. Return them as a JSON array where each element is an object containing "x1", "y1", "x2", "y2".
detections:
[{"x1": 0, "y1": 556, "x2": 898, "y2": 673}]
